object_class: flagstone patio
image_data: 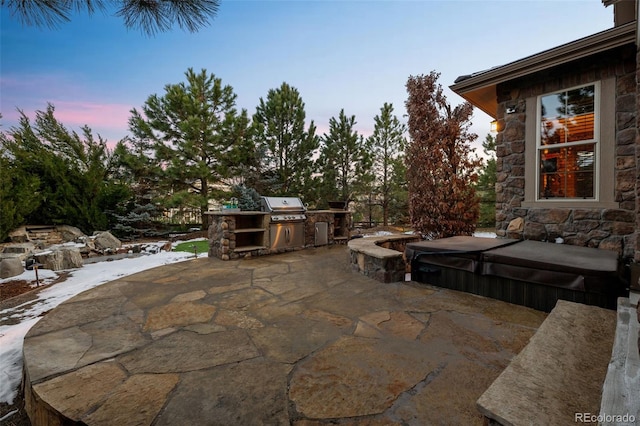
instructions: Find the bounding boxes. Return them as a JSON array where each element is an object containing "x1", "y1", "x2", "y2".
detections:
[{"x1": 22, "y1": 246, "x2": 547, "y2": 425}]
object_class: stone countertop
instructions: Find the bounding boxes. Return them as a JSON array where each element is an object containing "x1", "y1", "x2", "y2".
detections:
[{"x1": 348, "y1": 234, "x2": 419, "y2": 259}]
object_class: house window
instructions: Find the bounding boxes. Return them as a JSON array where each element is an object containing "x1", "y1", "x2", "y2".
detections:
[{"x1": 537, "y1": 83, "x2": 598, "y2": 200}]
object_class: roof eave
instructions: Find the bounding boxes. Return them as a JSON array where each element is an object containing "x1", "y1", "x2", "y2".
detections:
[{"x1": 450, "y1": 22, "x2": 636, "y2": 119}]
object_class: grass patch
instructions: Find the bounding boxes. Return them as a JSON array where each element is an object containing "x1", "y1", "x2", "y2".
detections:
[{"x1": 173, "y1": 240, "x2": 209, "y2": 254}]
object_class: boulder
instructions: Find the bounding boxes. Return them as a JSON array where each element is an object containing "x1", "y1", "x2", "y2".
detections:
[
  {"x1": 0, "y1": 258, "x2": 24, "y2": 278},
  {"x1": 1, "y1": 243, "x2": 36, "y2": 261},
  {"x1": 507, "y1": 217, "x2": 524, "y2": 232},
  {"x1": 93, "y1": 232, "x2": 122, "y2": 251},
  {"x1": 56, "y1": 225, "x2": 86, "y2": 242},
  {"x1": 8, "y1": 226, "x2": 29, "y2": 243},
  {"x1": 34, "y1": 247, "x2": 83, "y2": 271}
]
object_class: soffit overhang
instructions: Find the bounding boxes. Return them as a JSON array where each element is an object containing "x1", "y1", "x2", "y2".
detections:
[{"x1": 449, "y1": 22, "x2": 636, "y2": 119}]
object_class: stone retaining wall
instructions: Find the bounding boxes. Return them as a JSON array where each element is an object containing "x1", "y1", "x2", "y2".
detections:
[
  {"x1": 501, "y1": 208, "x2": 634, "y2": 256},
  {"x1": 348, "y1": 235, "x2": 421, "y2": 283}
]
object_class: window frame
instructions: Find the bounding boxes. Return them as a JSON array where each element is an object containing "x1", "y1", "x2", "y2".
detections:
[{"x1": 535, "y1": 82, "x2": 600, "y2": 202}]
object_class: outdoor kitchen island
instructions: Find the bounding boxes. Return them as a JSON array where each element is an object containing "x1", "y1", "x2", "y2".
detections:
[{"x1": 206, "y1": 197, "x2": 351, "y2": 260}]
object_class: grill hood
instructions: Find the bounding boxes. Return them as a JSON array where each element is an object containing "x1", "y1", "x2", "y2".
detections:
[{"x1": 260, "y1": 196, "x2": 306, "y2": 213}]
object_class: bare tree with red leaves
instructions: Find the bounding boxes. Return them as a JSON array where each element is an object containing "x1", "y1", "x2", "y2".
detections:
[{"x1": 405, "y1": 71, "x2": 482, "y2": 239}]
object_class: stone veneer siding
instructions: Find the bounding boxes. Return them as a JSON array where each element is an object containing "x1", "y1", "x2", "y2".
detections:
[
  {"x1": 305, "y1": 211, "x2": 336, "y2": 245},
  {"x1": 208, "y1": 214, "x2": 239, "y2": 260},
  {"x1": 207, "y1": 213, "x2": 270, "y2": 260},
  {"x1": 636, "y1": 44, "x2": 640, "y2": 264},
  {"x1": 495, "y1": 44, "x2": 637, "y2": 259}
]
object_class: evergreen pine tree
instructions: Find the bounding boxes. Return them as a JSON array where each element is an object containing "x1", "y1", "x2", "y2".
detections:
[
  {"x1": 1, "y1": 104, "x2": 127, "y2": 234},
  {"x1": 4, "y1": 0, "x2": 220, "y2": 35},
  {"x1": 128, "y1": 68, "x2": 253, "y2": 229},
  {"x1": 231, "y1": 184, "x2": 262, "y2": 211},
  {"x1": 316, "y1": 110, "x2": 373, "y2": 207},
  {"x1": 388, "y1": 153, "x2": 409, "y2": 225},
  {"x1": 0, "y1": 135, "x2": 40, "y2": 241},
  {"x1": 368, "y1": 103, "x2": 406, "y2": 226},
  {"x1": 252, "y1": 82, "x2": 319, "y2": 200},
  {"x1": 476, "y1": 134, "x2": 497, "y2": 227}
]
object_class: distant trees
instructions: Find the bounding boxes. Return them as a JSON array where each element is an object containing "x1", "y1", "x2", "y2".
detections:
[
  {"x1": 127, "y1": 68, "x2": 252, "y2": 229},
  {"x1": 316, "y1": 110, "x2": 373, "y2": 207},
  {"x1": 0, "y1": 135, "x2": 40, "y2": 242},
  {"x1": 252, "y1": 82, "x2": 319, "y2": 201},
  {"x1": 1, "y1": 0, "x2": 220, "y2": 35},
  {"x1": 0, "y1": 104, "x2": 128, "y2": 240},
  {"x1": 110, "y1": 136, "x2": 164, "y2": 237},
  {"x1": 1, "y1": 68, "x2": 493, "y2": 239},
  {"x1": 405, "y1": 71, "x2": 481, "y2": 238},
  {"x1": 368, "y1": 103, "x2": 406, "y2": 226},
  {"x1": 476, "y1": 134, "x2": 497, "y2": 228}
]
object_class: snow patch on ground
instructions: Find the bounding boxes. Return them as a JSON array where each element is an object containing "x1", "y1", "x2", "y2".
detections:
[
  {"x1": 0, "y1": 247, "x2": 198, "y2": 405},
  {"x1": 362, "y1": 231, "x2": 394, "y2": 238},
  {"x1": 474, "y1": 231, "x2": 497, "y2": 238}
]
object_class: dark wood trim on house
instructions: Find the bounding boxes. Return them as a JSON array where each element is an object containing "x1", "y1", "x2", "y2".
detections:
[{"x1": 450, "y1": 22, "x2": 636, "y2": 118}]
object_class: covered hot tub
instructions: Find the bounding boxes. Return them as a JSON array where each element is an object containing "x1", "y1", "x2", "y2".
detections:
[
  {"x1": 408, "y1": 236, "x2": 519, "y2": 295},
  {"x1": 481, "y1": 240, "x2": 623, "y2": 311},
  {"x1": 408, "y1": 237, "x2": 626, "y2": 312}
]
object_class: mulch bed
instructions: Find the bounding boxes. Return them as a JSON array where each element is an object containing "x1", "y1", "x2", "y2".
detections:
[{"x1": 0, "y1": 280, "x2": 35, "y2": 302}]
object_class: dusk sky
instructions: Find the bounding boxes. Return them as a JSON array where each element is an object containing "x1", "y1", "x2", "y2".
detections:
[{"x1": 1, "y1": 1, "x2": 615, "y2": 152}]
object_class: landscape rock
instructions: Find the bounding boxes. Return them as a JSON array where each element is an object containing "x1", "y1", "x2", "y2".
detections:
[
  {"x1": 1, "y1": 243, "x2": 36, "y2": 261},
  {"x1": 57, "y1": 225, "x2": 86, "y2": 243},
  {"x1": 35, "y1": 247, "x2": 83, "y2": 271},
  {"x1": 9, "y1": 226, "x2": 29, "y2": 243},
  {"x1": 93, "y1": 232, "x2": 122, "y2": 251},
  {"x1": 0, "y1": 257, "x2": 24, "y2": 278},
  {"x1": 78, "y1": 242, "x2": 94, "y2": 258},
  {"x1": 507, "y1": 217, "x2": 524, "y2": 232}
]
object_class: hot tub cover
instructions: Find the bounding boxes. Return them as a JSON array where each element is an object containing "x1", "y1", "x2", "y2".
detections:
[
  {"x1": 482, "y1": 240, "x2": 618, "y2": 276},
  {"x1": 481, "y1": 240, "x2": 620, "y2": 292},
  {"x1": 406, "y1": 236, "x2": 519, "y2": 273}
]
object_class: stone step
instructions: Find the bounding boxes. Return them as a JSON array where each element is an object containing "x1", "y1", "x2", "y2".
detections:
[{"x1": 477, "y1": 300, "x2": 616, "y2": 425}]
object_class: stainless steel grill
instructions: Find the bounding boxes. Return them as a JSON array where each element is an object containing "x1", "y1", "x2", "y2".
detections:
[
  {"x1": 261, "y1": 196, "x2": 306, "y2": 249},
  {"x1": 260, "y1": 196, "x2": 306, "y2": 222}
]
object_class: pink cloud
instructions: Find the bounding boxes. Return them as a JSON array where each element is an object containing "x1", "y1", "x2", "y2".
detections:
[
  {"x1": 46, "y1": 100, "x2": 132, "y2": 129},
  {"x1": 1, "y1": 72, "x2": 133, "y2": 129},
  {"x1": 1, "y1": 101, "x2": 133, "y2": 149}
]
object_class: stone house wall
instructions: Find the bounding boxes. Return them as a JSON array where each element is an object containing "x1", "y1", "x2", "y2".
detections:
[
  {"x1": 494, "y1": 44, "x2": 637, "y2": 259},
  {"x1": 636, "y1": 43, "x2": 640, "y2": 264}
]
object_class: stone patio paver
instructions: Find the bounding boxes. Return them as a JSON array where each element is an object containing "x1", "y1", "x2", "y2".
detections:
[{"x1": 22, "y1": 246, "x2": 547, "y2": 425}]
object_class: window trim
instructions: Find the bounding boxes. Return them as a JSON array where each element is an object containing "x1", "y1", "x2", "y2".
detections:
[
  {"x1": 522, "y1": 77, "x2": 617, "y2": 209},
  {"x1": 535, "y1": 82, "x2": 600, "y2": 202}
]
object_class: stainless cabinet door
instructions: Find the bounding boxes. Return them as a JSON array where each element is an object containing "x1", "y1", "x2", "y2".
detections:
[
  {"x1": 315, "y1": 222, "x2": 328, "y2": 246},
  {"x1": 270, "y1": 222, "x2": 305, "y2": 249}
]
